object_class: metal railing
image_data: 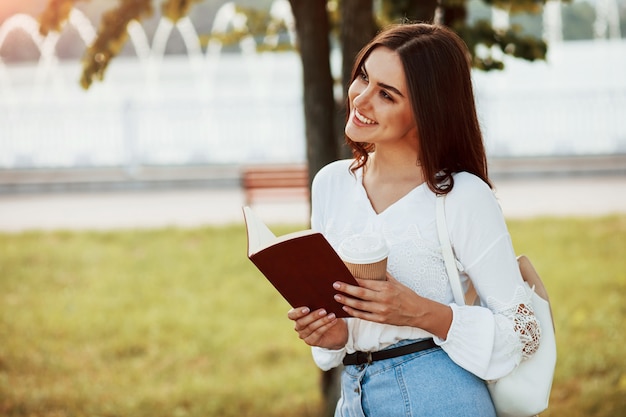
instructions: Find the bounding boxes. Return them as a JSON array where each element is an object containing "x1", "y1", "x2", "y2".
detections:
[{"x1": 1, "y1": 49, "x2": 625, "y2": 174}]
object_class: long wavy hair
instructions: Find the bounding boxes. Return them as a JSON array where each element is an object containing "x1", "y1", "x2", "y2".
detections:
[{"x1": 346, "y1": 23, "x2": 492, "y2": 194}]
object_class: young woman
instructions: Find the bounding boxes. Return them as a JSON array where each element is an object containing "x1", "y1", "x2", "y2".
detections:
[{"x1": 287, "y1": 23, "x2": 541, "y2": 416}]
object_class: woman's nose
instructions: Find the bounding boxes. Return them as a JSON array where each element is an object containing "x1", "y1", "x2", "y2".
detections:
[{"x1": 351, "y1": 82, "x2": 371, "y2": 109}]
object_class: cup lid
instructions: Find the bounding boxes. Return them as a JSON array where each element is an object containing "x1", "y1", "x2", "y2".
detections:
[{"x1": 338, "y1": 234, "x2": 389, "y2": 264}]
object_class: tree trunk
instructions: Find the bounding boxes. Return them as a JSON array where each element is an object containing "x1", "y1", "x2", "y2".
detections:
[
  {"x1": 439, "y1": 1, "x2": 468, "y2": 28},
  {"x1": 318, "y1": 4, "x2": 377, "y2": 415},
  {"x1": 411, "y1": 0, "x2": 439, "y2": 23},
  {"x1": 383, "y1": 0, "x2": 438, "y2": 24},
  {"x1": 337, "y1": 0, "x2": 375, "y2": 159},
  {"x1": 288, "y1": 0, "x2": 337, "y2": 187}
]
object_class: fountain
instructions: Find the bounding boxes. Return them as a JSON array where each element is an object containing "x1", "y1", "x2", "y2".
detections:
[
  {"x1": 0, "y1": 13, "x2": 47, "y2": 102},
  {"x1": 0, "y1": 9, "x2": 96, "y2": 101},
  {"x1": 0, "y1": 0, "x2": 306, "y2": 169},
  {"x1": 543, "y1": 0, "x2": 563, "y2": 46},
  {"x1": 594, "y1": 0, "x2": 622, "y2": 40},
  {"x1": 0, "y1": 1, "x2": 624, "y2": 171}
]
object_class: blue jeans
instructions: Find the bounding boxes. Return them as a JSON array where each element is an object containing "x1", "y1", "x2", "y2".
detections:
[{"x1": 335, "y1": 339, "x2": 496, "y2": 417}]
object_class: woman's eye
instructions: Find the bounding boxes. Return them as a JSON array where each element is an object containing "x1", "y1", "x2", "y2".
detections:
[
  {"x1": 380, "y1": 90, "x2": 393, "y2": 101},
  {"x1": 359, "y1": 69, "x2": 368, "y2": 82}
]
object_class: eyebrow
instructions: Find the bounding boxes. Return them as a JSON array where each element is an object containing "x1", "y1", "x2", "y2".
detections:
[
  {"x1": 378, "y1": 81, "x2": 404, "y2": 98},
  {"x1": 362, "y1": 65, "x2": 405, "y2": 98}
]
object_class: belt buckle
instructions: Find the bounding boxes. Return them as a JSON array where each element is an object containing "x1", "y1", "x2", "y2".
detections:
[{"x1": 356, "y1": 351, "x2": 373, "y2": 365}]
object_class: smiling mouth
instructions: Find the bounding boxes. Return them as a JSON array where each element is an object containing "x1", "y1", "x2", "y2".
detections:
[{"x1": 355, "y1": 109, "x2": 376, "y2": 125}]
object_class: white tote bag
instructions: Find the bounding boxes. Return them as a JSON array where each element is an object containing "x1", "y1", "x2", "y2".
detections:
[{"x1": 436, "y1": 196, "x2": 556, "y2": 417}]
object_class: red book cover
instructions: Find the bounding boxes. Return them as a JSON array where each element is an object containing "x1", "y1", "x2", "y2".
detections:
[{"x1": 243, "y1": 206, "x2": 357, "y2": 318}]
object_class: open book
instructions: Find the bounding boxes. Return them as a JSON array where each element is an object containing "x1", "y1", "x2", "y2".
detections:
[{"x1": 242, "y1": 206, "x2": 358, "y2": 318}]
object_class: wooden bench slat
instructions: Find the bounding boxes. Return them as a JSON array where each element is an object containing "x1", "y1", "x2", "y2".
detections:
[{"x1": 241, "y1": 164, "x2": 309, "y2": 206}]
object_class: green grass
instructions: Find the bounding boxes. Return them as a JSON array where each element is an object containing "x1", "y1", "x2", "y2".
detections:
[{"x1": 0, "y1": 216, "x2": 625, "y2": 416}]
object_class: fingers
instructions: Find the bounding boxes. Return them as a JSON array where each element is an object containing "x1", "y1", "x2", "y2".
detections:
[
  {"x1": 287, "y1": 307, "x2": 336, "y2": 333},
  {"x1": 334, "y1": 279, "x2": 383, "y2": 299},
  {"x1": 333, "y1": 276, "x2": 403, "y2": 320},
  {"x1": 334, "y1": 291, "x2": 377, "y2": 315},
  {"x1": 290, "y1": 308, "x2": 339, "y2": 345},
  {"x1": 287, "y1": 307, "x2": 310, "y2": 321},
  {"x1": 340, "y1": 304, "x2": 377, "y2": 321},
  {"x1": 294, "y1": 308, "x2": 336, "y2": 331},
  {"x1": 299, "y1": 313, "x2": 338, "y2": 341}
]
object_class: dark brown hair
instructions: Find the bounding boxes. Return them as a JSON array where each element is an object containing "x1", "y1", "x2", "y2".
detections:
[{"x1": 346, "y1": 23, "x2": 492, "y2": 194}]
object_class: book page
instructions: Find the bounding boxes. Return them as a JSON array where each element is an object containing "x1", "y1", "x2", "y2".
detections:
[
  {"x1": 242, "y1": 206, "x2": 277, "y2": 256},
  {"x1": 243, "y1": 206, "x2": 317, "y2": 256}
]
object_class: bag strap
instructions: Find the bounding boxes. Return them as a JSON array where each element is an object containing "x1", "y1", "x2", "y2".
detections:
[{"x1": 436, "y1": 195, "x2": 466, "y2": 306}]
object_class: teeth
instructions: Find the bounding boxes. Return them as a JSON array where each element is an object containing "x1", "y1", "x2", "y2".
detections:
[{"x1": 355, "y1": 109, "x2": 376, "y2": 125}]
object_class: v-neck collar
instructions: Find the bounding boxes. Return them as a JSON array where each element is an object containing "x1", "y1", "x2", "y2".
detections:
[{"x1": 355, "y1": 167, "x2": 427, "y2": 216}]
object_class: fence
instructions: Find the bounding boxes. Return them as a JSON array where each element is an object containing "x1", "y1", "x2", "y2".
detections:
[{"x1": 1, "y1": 45, "x2": 626, "y2": 174}]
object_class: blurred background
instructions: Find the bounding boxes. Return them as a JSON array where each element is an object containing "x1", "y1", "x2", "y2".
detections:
[
  {"x1": 0, "y1": 0, "x2": 625, "y2": 193},
  {"x1": 1, "y1": 2, "x2": 625, "y2": 417}
]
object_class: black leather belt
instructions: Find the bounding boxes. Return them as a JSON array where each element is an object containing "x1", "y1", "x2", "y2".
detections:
[{"x1": 343, "y1": 338, "x2": 438, "y2": 366}]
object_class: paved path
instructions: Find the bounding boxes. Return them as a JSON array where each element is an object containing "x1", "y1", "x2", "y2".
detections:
[{"x1": 0, "y1": 176, "x2": 625, "y2": 232}]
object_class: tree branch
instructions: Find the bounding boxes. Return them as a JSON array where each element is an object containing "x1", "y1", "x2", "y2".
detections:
[{"x1": 79, "y1": 0, "x2": 153, "y2": 89}]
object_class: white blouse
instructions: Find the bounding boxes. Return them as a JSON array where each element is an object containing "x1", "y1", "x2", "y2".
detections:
[{"x1": 310, "y1": 159, "x2": 540, "y2": 380}]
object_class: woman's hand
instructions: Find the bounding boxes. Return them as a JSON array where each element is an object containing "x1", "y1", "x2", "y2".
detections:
[
  {"x1": 287, "y1": 307, "x2": 348, "y2": 350},
  {"x1": 333, "y1": 273, "x2": 453, "y2": 340}
]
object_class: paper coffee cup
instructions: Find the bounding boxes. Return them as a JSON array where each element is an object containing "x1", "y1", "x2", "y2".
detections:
[{"x1": 338, "y1": 234, "x2": 389, "y2": 281}]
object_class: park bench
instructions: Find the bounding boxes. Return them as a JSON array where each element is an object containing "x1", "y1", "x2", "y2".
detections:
[{"x1": 240, "y1": 164, "x2": 310, "y2": 206}]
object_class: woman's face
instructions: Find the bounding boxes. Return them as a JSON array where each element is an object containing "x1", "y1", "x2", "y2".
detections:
[{"x1": 345, "y1": 47, "x2": 418, "y2": 148}]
